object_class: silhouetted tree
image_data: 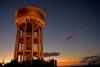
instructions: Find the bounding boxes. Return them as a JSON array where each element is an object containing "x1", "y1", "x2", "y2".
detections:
[{"x1": 0, "y1": 63, "x2": 2, "y2": 67}]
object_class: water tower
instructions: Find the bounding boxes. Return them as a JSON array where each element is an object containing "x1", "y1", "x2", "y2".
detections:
[{"x1": 14, "y1": 6, "x2": 46, "y2": 62}]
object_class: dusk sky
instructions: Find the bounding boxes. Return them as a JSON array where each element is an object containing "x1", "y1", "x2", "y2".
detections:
[{"x1": 0, "y1": 0, "x2": 100, "y2": 63}]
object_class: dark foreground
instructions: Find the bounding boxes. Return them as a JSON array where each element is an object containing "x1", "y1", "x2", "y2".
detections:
[
  {"x1": 68, "y1": 64, "x2": 100, "y2": 67},
  {"x1": 0, "y1": 59, "x2": 57, "y2": 67}
]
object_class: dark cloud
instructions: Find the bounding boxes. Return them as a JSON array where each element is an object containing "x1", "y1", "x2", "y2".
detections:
[
  {"x1": 66, "y1": 32, "x2": 81, "y2": 40},
  {"x1": 96, "y1": 53, "x2": 100, "y2": 56},
  {"x1": 43, "y1": 52, "x2": 60, "y2": 57},
  {"x1": 81, "y1": 53, "x2": 100, "y2": 64},
  {"x1": 66, "y1": 35, "x2": 75, "y2": 40}
]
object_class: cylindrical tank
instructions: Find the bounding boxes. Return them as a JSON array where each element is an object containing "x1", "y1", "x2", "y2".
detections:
[{"x1": 15, "y1": 6, "x2": 46, "y2": 28}]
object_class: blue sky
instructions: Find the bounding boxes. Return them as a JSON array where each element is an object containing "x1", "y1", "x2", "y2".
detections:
[{"x1": 0, "y1": 0, "x2": 100, "y2": 62}]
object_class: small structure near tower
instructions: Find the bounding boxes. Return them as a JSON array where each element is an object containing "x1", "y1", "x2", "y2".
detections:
[{"x1": 14, "y1": 6, "x2": 46, "y2": 62}]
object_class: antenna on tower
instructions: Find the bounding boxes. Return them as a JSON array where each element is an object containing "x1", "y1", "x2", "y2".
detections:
[{"x1": 2, "y1": 56, "x2": 5, "y2": 66}]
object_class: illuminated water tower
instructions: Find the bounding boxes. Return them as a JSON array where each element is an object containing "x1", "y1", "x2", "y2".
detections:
[{"x1": 14, "y1": 6, "x2": 46, "y2": 62}]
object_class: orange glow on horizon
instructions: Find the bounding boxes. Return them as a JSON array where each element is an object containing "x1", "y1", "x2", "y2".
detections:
[
  {"x1": 57, "y1": 60, "x2": 81, "y2": 66},
  {"x1": 0, "y1": 53, "x2": 81, "y2": 66},
  {"x1": 0, "y1": 54, "x2": 13, "y2": 64}
]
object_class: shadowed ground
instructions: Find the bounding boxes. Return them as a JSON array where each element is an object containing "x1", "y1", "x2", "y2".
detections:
[{"x1": 0, "y1": 59, "x2": 57, "y2": 67}]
